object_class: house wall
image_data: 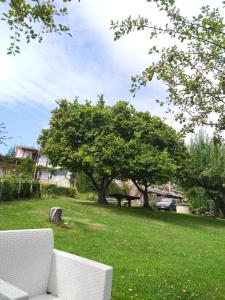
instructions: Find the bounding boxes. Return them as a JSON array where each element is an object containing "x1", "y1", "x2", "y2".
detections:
[
  {"x1": 37, "y1": 155, "x2": 49, "y2": 167},
  {"x1": 49, "y1": 174, "x2": 70, "y2": 188},
  {"x1": 15, "y1": 148, "x2": 37, "y2": 159},
  {"x1": 15, "y1": 148, "x2": 24, "y2": 158},
  {"x1": 39, "y1": 170, "x2": 70, "y2": 188}
]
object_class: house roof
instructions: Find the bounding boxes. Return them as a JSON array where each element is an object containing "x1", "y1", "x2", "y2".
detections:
[
  {"x1": 148, "y1": 187, "x2": 183, "y2": 199},
  {"x1": 16, "y1": 146, "x2": 39, "y2": 152}
]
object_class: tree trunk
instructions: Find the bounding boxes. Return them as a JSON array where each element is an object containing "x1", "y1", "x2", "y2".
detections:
[
  {"x1": 98, "y1": 189, "x2": 108, "y2": 204},
  {"x1": 18, "y1": 178, "x2": 22, "y2": 200},
  {"x1": 143, "y1": 184, "x2": 151, "y2": 209},
  {"x1": 132, "y1": 179, "x2": 152, "y2": 209}
]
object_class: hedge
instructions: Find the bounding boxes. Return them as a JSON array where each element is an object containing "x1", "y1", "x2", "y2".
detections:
[
  {"x1": 0, "y1": 179, "x2": 41, "y2": 201},
  {"x1": 0, "y1": 179, "x2": 76, "y2": 201},
  {"x1": 41, "y1": 184, "x2": 76, "y2": 198}
]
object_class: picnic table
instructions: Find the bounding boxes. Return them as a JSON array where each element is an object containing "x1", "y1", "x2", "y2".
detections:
[{"x1": 109, "y1": 193, "x2": 140, "y2": 207}]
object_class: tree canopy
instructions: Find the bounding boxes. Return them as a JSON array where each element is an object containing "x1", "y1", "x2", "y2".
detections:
[
  {"x1": 111, "y1": 0, "x2": 225, "y2": 134},
  {"x1": 38, "y1": 97, "x2": 129, "y2": 204},
  {"x1": 1, "y1": 0, "x2": 77, "y2": 54},
  {"x1": 182, "y1": 130, "x2": 225, "y2": 216},
  {"x1": 121, "y1": 111, "x2": 187, "y2": 207},
  {"x1": 39, "y1": 97, "x2": 186, "y2": 206}
]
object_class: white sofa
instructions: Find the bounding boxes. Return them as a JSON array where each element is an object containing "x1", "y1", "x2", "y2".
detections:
[{"x1": 0, "y1": 229, "x2": 112, "y2": 300}]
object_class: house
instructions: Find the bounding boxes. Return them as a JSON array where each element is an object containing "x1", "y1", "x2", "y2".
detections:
[
  {"x1": 148, "y1": 187, "x2": 183, "y2": 203},
  {"x1": 13, "y1": 146, "x2": 71, "y2": 188},
  {"x1": 36, "y1": 154, "x2": 71, "y2": 188},
  {"x1": 15, "y1": 146, "x2": 39, "y2": 164}
]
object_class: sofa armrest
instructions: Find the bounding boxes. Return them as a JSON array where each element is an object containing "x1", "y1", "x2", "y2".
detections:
[
  {"x1": 47, "y1": 249, "x2": 112, "y2": 300},
  {"x1": 0, "y1": 279, "x2": 28, "y2": 300}
]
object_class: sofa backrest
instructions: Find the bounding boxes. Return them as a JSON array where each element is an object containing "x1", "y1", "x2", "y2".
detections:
[{"x1": 0, "y1": 229, "x2": 53, "y2": 297}]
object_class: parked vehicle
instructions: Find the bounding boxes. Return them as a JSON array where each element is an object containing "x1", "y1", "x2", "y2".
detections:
[{"x1": 156, "y1": 198, "x2": 176, "y2": 211}]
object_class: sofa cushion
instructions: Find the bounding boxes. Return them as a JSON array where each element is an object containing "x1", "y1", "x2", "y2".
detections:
[
  {"x1": 31, "y1": 294, "x2": 61, "y2": 300},
  {"x1": 0, "y1": 229, "x2": 53, "y2": 297}
]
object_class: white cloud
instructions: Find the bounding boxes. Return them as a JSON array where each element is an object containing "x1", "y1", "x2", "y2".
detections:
[{"x1": 0, "y1": 0, "x2": 223, "y2": 116}]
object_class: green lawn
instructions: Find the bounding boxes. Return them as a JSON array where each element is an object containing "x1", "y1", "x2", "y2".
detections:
[{"x1": 0, "y1": 197, "x2": 225, "y2": 300}]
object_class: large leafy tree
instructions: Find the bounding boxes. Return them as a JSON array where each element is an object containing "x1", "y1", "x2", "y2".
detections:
[
  {"x1": 39, "y1": 97, "x2": 186, "y2": 206},
  {"x1": 123, "y1": 112, "x2": 187, "y2": 208},
  {"x1": 38, "y1": 97, "x2": 129, "y2": 204},
  {"x1": 183, "y1": 131, "x2": 225, "y2": 216},
  {"x1": 111, "y1": 0, "x2": 225, "y2": 134},
  {"x1": 1, "y1": 0, "x2": 77, "y2": 54}
]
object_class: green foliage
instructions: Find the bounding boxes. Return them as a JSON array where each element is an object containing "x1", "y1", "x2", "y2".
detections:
[
  {"x1": 76, "y1": 172, "x2": 95, "y2": 193},
  {"x1": 185, "y1": 186, "x2": 215, "y2": 212},
  {"x1": 0, "y1": 180, "x2": 16, "y2": 201},
  {"x1": 106, "y1": 181, "x2": 129, "y2": 195},
  {"x1": 76, "y1": 192, "x2": 97, "y2": 202},
  {"x1": 182, "y1": 130, "x2": 225, "y2": 216},
  {"x1": 38, "y1": 97, "x2": 132, "y2": 204},
  {"x1": 0, "y1": 178, "x2": 40, "y2": 201},
  {"x1": 17, "y1": 157, "x2": 34, "y2": 178},
  {"x1": 39, "y1": 97, "x2": 186, "y2": 205},
  {"x1": 42, "y1": 184, "x2": 76, "y2": 198},
  {"x1": 111, "y1": 1, "x2": 225, "y2": 133},
  {"x1": 0, "y1": 0, "x2": 78, "y2": 55},
  {"x1": 122, "y1": 111, "x2": 187, "y2": 207}
]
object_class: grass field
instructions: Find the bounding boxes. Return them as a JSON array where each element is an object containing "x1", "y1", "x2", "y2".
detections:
[{"x1": 0, "y1": 197, "x2": 225, "y2": 300}]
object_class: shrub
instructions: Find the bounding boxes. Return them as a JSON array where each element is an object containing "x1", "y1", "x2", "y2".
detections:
[
  {"x1": 0, "y1": 179, "x2": 41, "y2": 201},
  {"x1": 77, "y1": 192, "x2": 97, "y2": 201},
  {"x1": 1, "y1": 181, "x2": 15, "y2": 201},
  {"x1": 42, "y1": 184, "x2": 76, "y2": 198}
]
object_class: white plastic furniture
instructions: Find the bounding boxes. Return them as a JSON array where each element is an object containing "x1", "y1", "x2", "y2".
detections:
[{"x1": 0, "y1": 229, "x2": 112, "y2": 300}]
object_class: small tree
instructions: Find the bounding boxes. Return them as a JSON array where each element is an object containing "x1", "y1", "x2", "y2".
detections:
[
  {"x1": 182, "y1": 131, "x2": 225, "y2": 217},
  {"x1": 17, "y1": 157, "x2": 34, "y2": 179}
]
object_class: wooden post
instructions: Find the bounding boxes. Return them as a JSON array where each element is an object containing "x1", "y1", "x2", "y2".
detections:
[
  {"x1": 118, "y1": 199, "x2": 121, "y2": 206},
  {"x1": 30, "y1": 179, "x2": 33, "y2": 195},
  {"x1": 49, "y1": 207, "x2": 62, "y2": 225},
  {"x1": 18, "y1": 177, "x2": 22, "y2": 200},
  {"x1": 128, "y1": 199, "x2": 131, "y2": 208}
]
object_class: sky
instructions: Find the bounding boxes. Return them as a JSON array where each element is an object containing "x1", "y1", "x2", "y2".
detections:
[{"x1": 0, "y1": 0, "x2": 223, "y2": 153}]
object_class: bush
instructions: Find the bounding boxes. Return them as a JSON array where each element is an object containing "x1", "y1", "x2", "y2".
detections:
[
  {"x1": 0, "y1": 179, "x2": 41, "y2": 201},
  {"x1": 1, "y1": 181, "x2": 15, "y2": 201},
  {"x1": 77, "y1": 192, "x2": 97, "y2": 201},
  {"x1": 42, "y1": 184, "x2": 76, "y2": 198}
]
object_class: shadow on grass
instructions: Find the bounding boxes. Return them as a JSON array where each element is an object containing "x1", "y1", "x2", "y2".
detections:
[{"x1": 75, "y1": 199, "x2": 225, "y2": 230}]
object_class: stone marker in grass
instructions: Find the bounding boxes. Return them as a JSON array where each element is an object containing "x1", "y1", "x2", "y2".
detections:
[{"x1": 49, "y1": 207, "x2": 62, "y2": 224}]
